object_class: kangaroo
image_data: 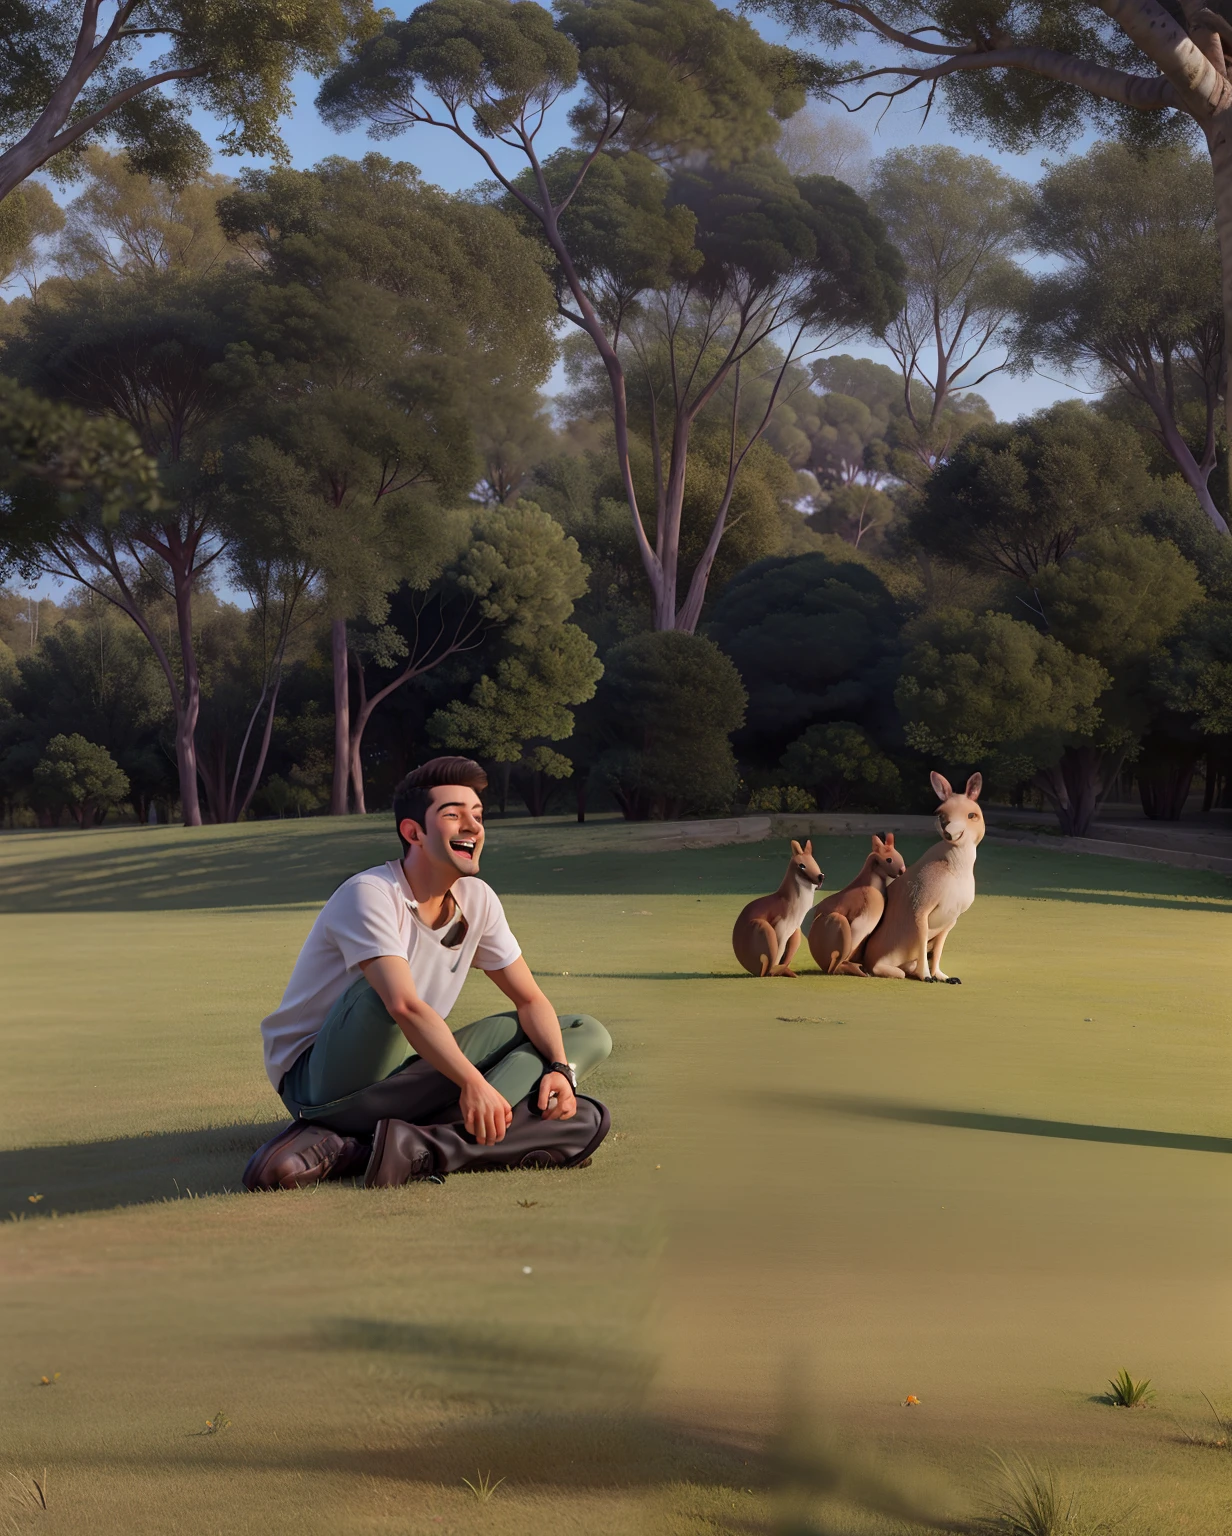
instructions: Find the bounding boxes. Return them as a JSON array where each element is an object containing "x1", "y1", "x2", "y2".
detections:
[
  {"x1": 807, "y1": 834, "x2": 907, "y2": 976},
  {"x1": 863, "y1": 772, "x2": 984, "y2": 983},
  {"x1": 732, "y1": 840, "x2": 824, "y2": 978}
]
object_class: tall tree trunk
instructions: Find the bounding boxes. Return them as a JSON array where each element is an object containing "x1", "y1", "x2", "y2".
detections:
[
  {"x1": 347, "y1": 733, "x2": 368, "y2": 816},
  {"x1": 330, "y1": 617, "x2": 350, "y2": 816},
  {"x1": 1204, "y1": 116, "x2": 1232, "y2": 534},
  {"x1": 1136, "y1": 733, "x2": 1201, "y2": 819},
  {"x1": 1035, "y1": 746, "x2": 1122, "y2": 837},
  {"x1": 172, "y1": 572, "x2": 203, "y2": 827},
  {"x1": 349, "y1": 670, "x2": 371, "y2": 817}
]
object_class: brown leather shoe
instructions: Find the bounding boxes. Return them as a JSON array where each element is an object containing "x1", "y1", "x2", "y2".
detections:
[{"x1": 242, "y1": 1122, "x2": 367, "y2": 1192}]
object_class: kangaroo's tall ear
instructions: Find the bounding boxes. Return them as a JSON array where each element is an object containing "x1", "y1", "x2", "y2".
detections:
[
  {"x1": 930, "y1": 771, "x2": 952, "y2": 801},
  {"x1": 790, "y1": 839, "x2": 803, "y2": 856},
  {"x1": 884, "y1": 832, "x2": 895, "y2": 848},
  {"x1": 965, "y1": 772, "x2": 983, "y2": 802},
  {"x1": 803, "y1": 839, "x2": 813, "y2": 855},
  {"x1": 871, "y1": 834, "x2": 885, "y2": 853}
]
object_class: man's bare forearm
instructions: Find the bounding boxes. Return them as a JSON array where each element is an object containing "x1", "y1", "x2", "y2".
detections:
[
  {"x1": 517, "y1": 994, "x2": 568, "y2": 1066},
  {"x1": 394, "y1": 1003, "x2": 485, "y2": 1087}
]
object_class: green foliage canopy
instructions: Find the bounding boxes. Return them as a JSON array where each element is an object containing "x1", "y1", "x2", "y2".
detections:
[
  {"x1": 707, "y1": 549, "x2": 904, "y2": 750},
  {"x1": 778, "y1": 721, "x2": 900, "y2": 811},
  {"x1": 0, "y1": 0, "x2": 380, "y2": 201},
  {"x1": 588, "y1": 629, "x2": 746, "y2": 819},
  {"x1": 1016, "y1": 140, "x2": 1226, "y2": 532},
  {"x1": 895, "y1": 607, "x2": 1108, "y2": 787},
  {"x1": 32, "y1": 730, "x2": 129, "y2": 825},
  {"x1": 912, "y1": 402, "x2": 1164, "y2": 582}
]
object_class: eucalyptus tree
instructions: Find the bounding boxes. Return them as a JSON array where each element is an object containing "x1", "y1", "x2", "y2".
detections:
[
  {"x1": 57, "y1": 146, "x2": 235, "y2": 277},
  {"x1": 0, "y1": 180, "x2": 63, "y2": 287},
  {"x1": 776, "y1": 104, "x2": 871, "y2": 186},
  {"x1": 750, "y1": 0, "x2": 1232, "y2": 534},
  {"x1": 0, "y1": 0, "x2": 377, "y2": 205},
  {"x1": 217, "y1": 153, "x2": 557, "y2": 812},
  {"x1": 866, "y1": 145, "x2": 1030, "y2": 474},
  {"x1": 317, "y1": 0, "x2": 904, "y2": 631},
  {"x1": 1016, "y1": 139, "x2": 1226, "y2": 530},
  {"x1": 344, "y1": 502, "x2": 590, "y2": 813},
  {"x1": 0, "y1": 268, "x2": 246, "y2": 824}
]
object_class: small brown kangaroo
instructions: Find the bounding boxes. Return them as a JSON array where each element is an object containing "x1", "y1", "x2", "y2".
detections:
[
  {"x1": 863, "y1": 771, "x2": 984, "y2": 982},
  {"x1": 732, "y1": 840, "x2": 824, "y2": 978},
  {"x1": 807, "y1": 834, "x2": 908, "y2": 976}
]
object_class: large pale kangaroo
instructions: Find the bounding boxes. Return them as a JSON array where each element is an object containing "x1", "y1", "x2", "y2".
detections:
[
  {"x1": 863, "y1": 772, "x2": 984, "y2": 983},
  {"x1": 807, "y1": 834, "x2": 907, "y2": 976},
  {"x1": 732, "y1": 840, "x2": 824, "y2": 978}
]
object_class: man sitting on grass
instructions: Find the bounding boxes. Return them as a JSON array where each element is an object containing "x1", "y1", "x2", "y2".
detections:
[{"x1": 244, "y1": 756, "x2": 612, "y2": 1191}]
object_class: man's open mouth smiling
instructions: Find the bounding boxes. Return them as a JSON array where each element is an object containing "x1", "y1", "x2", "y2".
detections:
[{"x1": 450, "y1": 839, "x2": 478, "y2": 859}]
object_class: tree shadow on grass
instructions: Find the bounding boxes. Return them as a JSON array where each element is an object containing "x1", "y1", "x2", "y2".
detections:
[
  {"x1": 31, "y1": 1411, "x2": 765, "y2": 1495},
  {"x1": 0, "y1": 825, "x2": 1228, "y2": 912},
  {"x1": 757, "y1": 1090, "x2": 1232, "y2": 1155},
  {"x1": 0, "y1": 1120, "x2": 285, "y2": 1219},
  {"x1": 33, "y1": 1401, "x2": 965, "y2": 1526}
]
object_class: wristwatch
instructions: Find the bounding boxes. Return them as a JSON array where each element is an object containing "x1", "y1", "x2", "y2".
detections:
[{"x1": 543, "y1": 1061, "x2": 577, "y2": 1090}]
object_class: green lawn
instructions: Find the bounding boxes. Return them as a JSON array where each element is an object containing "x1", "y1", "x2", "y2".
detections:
[{"x1": 1, "y1": 817, "x2": 1230, "y2": 1535}]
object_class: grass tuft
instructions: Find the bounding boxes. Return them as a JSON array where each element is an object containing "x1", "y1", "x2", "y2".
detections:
[
  {"x1": 5, "y1": 1469, "x2": 49, "y2": 1512},
  {"x1": 1105, "y1": 1369, "x2": 1154, "y2": 1408},
  {"x1": 985, "y1": 1453, "x2": 1120, "y2": 1536},
  {"x1": 1174, "y1": 1394, "x2": 1232, "y2": 1449},
  {"x1": 461, "y1": 1470, "x2": 505, "y2": 1503},
  {"x1": 194, "y1": 1410, "x2": 230, "y2": 1437}
]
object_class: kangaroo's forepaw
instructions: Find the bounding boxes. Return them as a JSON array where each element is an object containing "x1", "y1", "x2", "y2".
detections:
[
  {"x1": 944, "y1": 975, "x2": 962, "y2": 985},
  {"x1": 920, "y1": 973, "x2": 937, "y2": 983}
]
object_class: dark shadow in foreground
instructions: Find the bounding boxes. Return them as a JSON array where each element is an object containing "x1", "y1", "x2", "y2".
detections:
[
  {"x1": 757, "y1": 1090, "x2": 1232, "y2": 1156},
  {"x1": 0, "y1": 1120, "x2": 285, "y2": 1219}
]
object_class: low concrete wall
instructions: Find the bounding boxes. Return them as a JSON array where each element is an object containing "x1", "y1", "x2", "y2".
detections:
[{"x1": 768, "y1": 813, "x2": 939, "y2": 838}]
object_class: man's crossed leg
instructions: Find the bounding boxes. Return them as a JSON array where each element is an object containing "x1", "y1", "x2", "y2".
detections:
[{"x1": 246, "y1": 978, "x2": 612, "y2": 1191}]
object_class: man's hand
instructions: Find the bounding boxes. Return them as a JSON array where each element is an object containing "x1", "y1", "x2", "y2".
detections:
[
  {"x1": 537, "y1": 1070, "x2": 577, "y2": 1121},
  {"x1": 461, "y1": 1073, "x2": 513, "y2": 1144}
]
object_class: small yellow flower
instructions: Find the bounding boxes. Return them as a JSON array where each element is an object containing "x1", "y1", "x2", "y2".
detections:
[
  {"x1": 902, "y1": 1394, "x2": 921, "y2": 1407},
  {"x1": 27, "y1": 1194, "x2": 43, "y2": 1204}
]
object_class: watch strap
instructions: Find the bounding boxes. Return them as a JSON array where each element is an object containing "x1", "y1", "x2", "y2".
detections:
[{"x1": 544, "y1": 1061, "x2": 577, "y2": 1090}]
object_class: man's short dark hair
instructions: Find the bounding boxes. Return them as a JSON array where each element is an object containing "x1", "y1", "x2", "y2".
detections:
[{"x1": 392, "y1": 757, "x2": 488, "y2": 855}]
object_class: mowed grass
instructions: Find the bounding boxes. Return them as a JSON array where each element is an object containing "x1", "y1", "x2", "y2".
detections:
[{"x1": 1, "y1": 816, "x2": 1231, "y2": 1535}]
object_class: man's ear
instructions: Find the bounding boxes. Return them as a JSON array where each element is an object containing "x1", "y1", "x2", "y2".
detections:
[{"x1": 399, "y1": 816, "x2": 425, "y2": 848}]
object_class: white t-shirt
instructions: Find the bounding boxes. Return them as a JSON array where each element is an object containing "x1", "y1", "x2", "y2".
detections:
[{"x1": 261, "y1": 860, "x2": 522, "y2": 1088}]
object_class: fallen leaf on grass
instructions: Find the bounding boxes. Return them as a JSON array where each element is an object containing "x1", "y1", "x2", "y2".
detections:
[{"x1": 902, "y1": 1395, "x2": 921, "y2": 1407}]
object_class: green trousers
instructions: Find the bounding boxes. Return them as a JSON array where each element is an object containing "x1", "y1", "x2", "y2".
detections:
[{"x1": 279, "y1": 976, "x2": 612, "y2": 1136}]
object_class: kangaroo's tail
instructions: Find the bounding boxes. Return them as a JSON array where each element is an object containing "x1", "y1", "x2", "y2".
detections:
[
  {"x1": 752, "y1": 917, "x2": 780, "y2": 977},
  {"x1": 817, "y1": 912, "x2": 851, "y2": 975}
]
